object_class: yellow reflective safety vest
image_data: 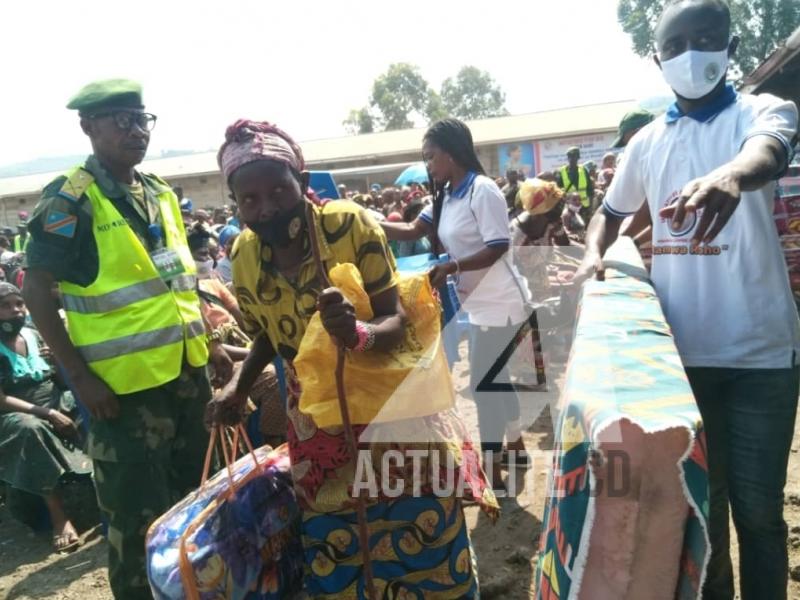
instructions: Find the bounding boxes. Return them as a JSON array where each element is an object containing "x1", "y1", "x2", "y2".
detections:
[
  {"x1": 560, "y1": 165, "x2": 590, "y2": 208},
  {"x1": 59, "y1": 168, "x2": 208, "y2": 395},
  {"x1": 13, "y1": 235, "x2": 29, "y2": 252}
]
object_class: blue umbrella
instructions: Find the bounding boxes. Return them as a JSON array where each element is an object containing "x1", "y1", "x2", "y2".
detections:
[
  {"x1": 309, "y1": 171, "x2": 340, "y2": 199},
  {"x1": 395, "y1": 163, "x2": 429, "y2": 186}
]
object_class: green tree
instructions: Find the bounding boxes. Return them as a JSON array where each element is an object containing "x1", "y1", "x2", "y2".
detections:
[
  {"x1": 343, "y1": 107, "x2": 374, "y2": 135},
  {"x1": 441, "y1": 66, "x2": 508, "y2": 120},
  {"x1": 617, "y1": 0, "x2": 800, "y2": 78},
  {"x1": 369, "y1": 63, "x2": 437, "y2": 130}
]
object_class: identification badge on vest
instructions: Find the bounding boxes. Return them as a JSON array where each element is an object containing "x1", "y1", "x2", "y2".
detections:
[{"x1": 150, "y1": 248, "x2": 185, "y2": 282}]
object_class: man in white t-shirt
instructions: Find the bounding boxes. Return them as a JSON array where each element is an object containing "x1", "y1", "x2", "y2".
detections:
[{"x1": 574, "y1": 1, "x2": 799, "y2": 598}]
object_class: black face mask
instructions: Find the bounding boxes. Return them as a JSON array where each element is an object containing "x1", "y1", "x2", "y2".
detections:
[
  {"x1": 248, "y1": 202, "x2": 306, "y2": 248},
  {"x1": 0, "y1": 316, "x2": 25, "y2": 337}
]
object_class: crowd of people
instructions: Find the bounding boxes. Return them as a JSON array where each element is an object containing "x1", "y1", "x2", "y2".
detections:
[{"x1": 1, "y1": 0, "x2": 799, "y2": 599}]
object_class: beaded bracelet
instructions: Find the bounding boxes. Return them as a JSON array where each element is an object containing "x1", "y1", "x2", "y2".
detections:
[{"x1": 352, "y1": 320, "x2": 376, "y2": 352}]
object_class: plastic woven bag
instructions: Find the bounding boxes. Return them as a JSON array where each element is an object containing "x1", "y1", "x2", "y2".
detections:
[
  {"x1": 146, "y1": 426, "x2": 304, "y2": 600},
  {"x1": 294, "y1": 263, "x2": 456, "y2": 428}
]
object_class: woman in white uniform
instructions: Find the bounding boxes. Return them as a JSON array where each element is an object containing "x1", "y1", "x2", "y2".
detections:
[{"x1": 382, "y1": 119, "x2": 531, "y2": 488}]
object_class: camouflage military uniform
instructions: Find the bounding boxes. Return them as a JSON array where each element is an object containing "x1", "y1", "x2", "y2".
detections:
[
  {"x1": 91, "y1": 366, "x2": 210, "y2": 599},
  {"x1": 28, "y1": 156, "x2": 212, "y2": 599}
]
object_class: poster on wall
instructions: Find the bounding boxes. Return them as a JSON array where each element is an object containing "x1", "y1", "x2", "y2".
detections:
[
  {"x1": 497, "y1": 143, "x2": 535, "y2": 178},
  {"x1": 533, "y1": 132, "x2": 616, "y2": 175}
]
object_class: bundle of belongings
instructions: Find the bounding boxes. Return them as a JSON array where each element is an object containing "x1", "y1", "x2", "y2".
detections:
[
  {"x1": 146, "y1": 428, "x2": 304, "y2": 599},
  {"x1": 536, "y1": 238, "x2": 709, "y2": 599}
]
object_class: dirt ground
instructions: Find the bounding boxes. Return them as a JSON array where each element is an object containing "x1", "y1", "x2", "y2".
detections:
[{"x1": 3, "y1": 343, "x2": 800, "y2": 599}]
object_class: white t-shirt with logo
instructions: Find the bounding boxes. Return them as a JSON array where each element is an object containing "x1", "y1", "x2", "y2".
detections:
[
  {"x1": 420, "y1": 174, "x2": 530, "y2": 327},
  {"x1": 604, "y1": 92, "x2": 800, "y2": 369}
]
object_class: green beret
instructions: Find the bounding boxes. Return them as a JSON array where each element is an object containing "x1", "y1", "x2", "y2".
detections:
[
  {"x1": 67, "y1": 79, "x2": 144, "y2": 114},
  {"x1": 612, "y1": 109, "x2": 655, "y2": 148},
  {"x1": 566, "y1": 146, "x2": 580, "y2": 155}
]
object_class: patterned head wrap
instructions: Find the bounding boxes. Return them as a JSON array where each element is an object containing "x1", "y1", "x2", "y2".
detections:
[
  {"x1": 217, "y1": 119, "x2": 305, "y2": 181},
  {"x1": 517, "y1": 178, "x2": 565, "y2": 216}
]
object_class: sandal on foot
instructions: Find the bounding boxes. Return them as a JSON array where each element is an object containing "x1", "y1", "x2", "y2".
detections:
[{"x1": 53, "y1": 530, "x2": 80, "y2": 553}]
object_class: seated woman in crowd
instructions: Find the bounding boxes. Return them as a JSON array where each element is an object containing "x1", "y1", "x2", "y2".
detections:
[
  {"x1": 395, "y1": 197, "x2": 432, "y2": 258},
  {"x1": 207, "y1": 119, "x2": 497, "y2": 599},
  {"x1": 0, "y1": 283, "x2": 91, "y2": 551}
]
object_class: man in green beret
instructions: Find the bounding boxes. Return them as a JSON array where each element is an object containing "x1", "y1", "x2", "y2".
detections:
[
  {"x1": 611, "y1": 108, "x2": 656, "y2": 149},
  {"x1": 24, "y1": 79, "x2": 233, "y2": 599}
]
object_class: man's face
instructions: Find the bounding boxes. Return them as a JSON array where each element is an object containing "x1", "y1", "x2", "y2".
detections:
[
  {"x1": 655, "y1": 1, "x2": 731, "y2": 62},
  {"x1": 568, "y1": 151, "x2": 580, "y2": 166},
  {"x1": 191, "y1": 245, "x2": 211, "y2": 263},
  {"x1": 82, "y1": 109, "x2": 151, "y2": 168}
]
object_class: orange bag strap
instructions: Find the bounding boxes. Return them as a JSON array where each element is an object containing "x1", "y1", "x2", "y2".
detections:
[
  {"x1": 179, "y1": 424, "x2": 264, "y2": 600},
  {"x1": 305, "y1": 200, "x2": 378, "y2": 600}
]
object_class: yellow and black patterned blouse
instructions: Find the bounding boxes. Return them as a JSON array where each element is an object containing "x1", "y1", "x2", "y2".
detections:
[{"x1": 231, "y1": 201, "x2": 399, "y2": 361}]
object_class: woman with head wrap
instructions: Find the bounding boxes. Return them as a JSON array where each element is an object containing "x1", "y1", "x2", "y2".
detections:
[
  {"x1": 207, "y1": 119, "x2": 496, "y2": 599},
  {"x1": 0, "y1": 283, "x2": 91, "y2": 551},
  {"x1": 511, "y1": 179, "x2": 570, "y2": 294}
]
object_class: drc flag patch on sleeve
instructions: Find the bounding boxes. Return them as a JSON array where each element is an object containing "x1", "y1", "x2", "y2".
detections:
[{"x1": 43, "y1": 210, "x2": 77, "y2": 238}]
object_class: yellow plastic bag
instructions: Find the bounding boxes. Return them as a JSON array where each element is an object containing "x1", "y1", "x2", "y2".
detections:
[{"x1": 294, "y1": 263, "x2": 455, "y2": 428}]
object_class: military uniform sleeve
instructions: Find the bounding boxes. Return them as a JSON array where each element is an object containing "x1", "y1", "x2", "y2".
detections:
[
  {"x1": 25, "y1": 176, "x2": 96, "y2": 285},
  {"x1": 350, "y1": 207, "x2": 400, "y2": 297}
]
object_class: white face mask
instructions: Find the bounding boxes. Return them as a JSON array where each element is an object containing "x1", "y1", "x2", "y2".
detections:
[
  {"x1": 659, "y1": 49, "x2": 729, "y2": 100},
  {"x1": 195, "y1": 259, "x2": 214, "y2": 279}
]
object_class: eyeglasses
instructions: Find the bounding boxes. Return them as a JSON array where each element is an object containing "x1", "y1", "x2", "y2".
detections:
[{"x1": 89, "y1": 110, "x2": 157, "y2": 132}]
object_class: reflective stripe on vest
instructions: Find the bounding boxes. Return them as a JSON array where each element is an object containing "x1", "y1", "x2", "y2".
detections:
[
  {"x1": 76, "y1": 319, "x2": 205, "y2": 363},
  {"x1": 61, "y1": 274, "x2": 197, "y2": 314},
  {"x1": 59, "y1": 167, "x2": 208, "y2": 394},
  {"x1": 560, "y1": 166, "x2": 590, "y2": 207}
]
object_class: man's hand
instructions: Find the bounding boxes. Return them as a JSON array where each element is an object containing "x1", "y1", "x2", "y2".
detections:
[
  {"x1": 428, "y1": 261, "x2": 457, "y2": 290},
  {"x1": 205, "y1": 383, "x2": 248, "y2": 428},
  {"x1": 209, "y1": 341, "x2": 234, "y2": 388},
  {"x1": 566, "y1": 253, "x2": 605, "y2": 288},
  {"x1": 317, "y1": 287, "x2": 357, "y2": 348},
  {"x1": 46, "y1": 409, "x2": 79, "y2": 438},
  {"x1": 659, "y1": 165, "x2": 742, "y2": 245},
  {"x1": 71, "y1": 371, "x2": 119, "y2": 420}
]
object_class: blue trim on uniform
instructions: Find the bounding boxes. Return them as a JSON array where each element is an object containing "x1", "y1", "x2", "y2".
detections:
[
  {"x1": 665, "y1": 83, "x2": 738, "y2": 124},
  {"x1": 485, "y1": 238, "x2": 511, "y2": 247},
  {"x1": 742, "y1": 130, "x2": 794, "y2": 163},
  {"x1": 742, "y1": 130, "x2": 795, "y2": 179},
  {"x1": 602, "y1": 199, "x2": 637, "y2": 218},
  {"x1": 419, "y1": 212, "x2": 434, "y2": 224},
  {"x1": 448, "y1": 171, "x2": 477, "y2": 199}
]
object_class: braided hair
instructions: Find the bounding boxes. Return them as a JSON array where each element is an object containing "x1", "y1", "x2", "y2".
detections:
[{"x1": 423, "y1": 118, "x2": 486, "y2": 253}]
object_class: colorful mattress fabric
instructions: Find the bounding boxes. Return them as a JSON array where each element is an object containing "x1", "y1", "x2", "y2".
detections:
[
  {"x1": 146, "y1": 444, "x2": 305, "y2": 600},
  {"x1": 536, "y1": 239, "x2": 709, "y2": 600}
]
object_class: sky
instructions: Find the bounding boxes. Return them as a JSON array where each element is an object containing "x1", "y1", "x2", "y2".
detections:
[{"x1": 0, "y1": 0, "x2": 674, "y2": 169}]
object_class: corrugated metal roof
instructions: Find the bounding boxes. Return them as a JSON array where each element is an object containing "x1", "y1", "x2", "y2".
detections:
[
  {"x1": 0, "y1": 100, "x2": 634, "y2": 199},
  {"x1": 742, "y1": 25, "x2": 800, "y2": 93}
]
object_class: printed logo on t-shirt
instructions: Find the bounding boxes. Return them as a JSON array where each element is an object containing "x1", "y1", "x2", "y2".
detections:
[
  {"x1": 664, "y1": 193, "x2": 698, "y2": 237},
  {"x1": 651, "y1": 191, "x2": 730, "y2": 257}
]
